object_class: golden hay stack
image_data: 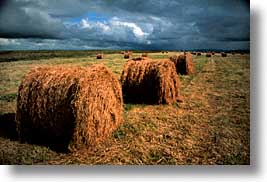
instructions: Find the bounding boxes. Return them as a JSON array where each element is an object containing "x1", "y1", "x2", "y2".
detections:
[
  {"x1": 221, "y1": 52, "x2": 227, "y2": 57},
  {"x1": 16, "y1": 65, "x2": 123, "y2": 152},
  {"x1": 130, "y1": 57, "x2": 150, "y2": 61},
  {"x1": 169, "y1": 53, "x2": 195, "y2": 75},
  {"x1": 141, "y1": 53, "x2": 148, "y2": 57},
  {"x1": 96, "y1": 53, "x2": 103, "y2": 59},
  {"x1": 121, "y1": 59, "x2": 181, "y2": 104},
  {"x1": 206, "y1": 53, "x2": 212, "y2": 57},
  {"x1": 124, "y1": 53, "x2": 130, "y2": 59}
]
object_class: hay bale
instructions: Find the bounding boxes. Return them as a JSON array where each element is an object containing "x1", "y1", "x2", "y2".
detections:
[
  {"x1": 221, "y1": 52, "x2": 227, "y2": 57},
  {"x1": 141, "y1": 53, "x2": 148, "y2": 57},
  {"x1": 197, "y1": 52, "x2": 201, "y2": 56},
  {"x1": 121, "y1": 59, "x2": 181, "y2": 104},
  {"x1": 120, "y1": 51, "x2": 125, "y2": 54},
  {"x1": 130, "y1": 57, "x2": 149, "y2": 61},
  {"x1": 16, "y1": 65, "x2": 123, "y2": 152},
  {"x1": 96, "y1": 54, "x2": 103, "y2": 59},
  {"x1": 169, "y1": 53, "x2": 195, "y2": 75},
  {"x1": 206, "y1": 53, "x2": 212, "y2": 57},
  {"x1": 212, "y1": 52, "x2": 215, "y2": 55},
  {"x1": 124, "y1": 53, "x2": 130, "y2": 59}
]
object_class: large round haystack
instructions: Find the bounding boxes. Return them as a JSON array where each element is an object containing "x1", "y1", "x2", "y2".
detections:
[
  {"x1": 206, "y1": 53, "x2": 212, "y2": 57},
  {"x1": 96, "y1": 54, "x2": 103, "y2": 59},
  {"x1": 141, "y1": 53, "x2": 148, "y2": 57},
  {"x1": 121, "y1": 59, "x2": 181, "y2": 104},
  {"x1": 169, "y1": 53, "x2": 195, "y2": 75},
  {"x1": 221, "y1": 52, "x2": 227, "y2": 57},
  {"x1": 16, "y1": 65, "x2": 123, "y2": 152},
  {"x1": 197, "y1": 52, "x2": 201, "y2": 56},
  {"x1": 124, "y1": 53, "x2": 130, "y2": 59},
  {"x1": 130, "y1": 57, "x2": 150, "y2": 61}
]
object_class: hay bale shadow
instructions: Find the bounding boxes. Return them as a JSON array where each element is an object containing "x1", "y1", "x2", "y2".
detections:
[{"x1": 0, "y1": 113, "x2": 18, "y2": 140}]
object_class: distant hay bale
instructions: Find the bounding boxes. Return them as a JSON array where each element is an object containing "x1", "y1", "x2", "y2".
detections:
[
  {"x1": 96, "y1": 53, "x2": 103, "y2": 59},
  {"x1": 212, "y1": 52, "x2": 215, "y2": 55},
  {"x1": 141, "y1": 53, "x2": 148, "y2": 57},
  {"x1": 120, "y1": 51, "x2": 125, "y2": 54},
  {"x1": 16, "y1": 65, "x2": 123, "y2": 152},
  {"x1": 206, "y1": 53, "x2": 212, "y2": 57},
  {"x1": 221, "y1": 52, "x2": 227, "y2": 57},
  {"x1": 130, "y1": 57, "x2": 149, "y2": 61},
  {"x1": 121, "y1": 59, "x2": 181, "y2": 104},
  {"x1": 197, "y1": 52, "x2": 201, "y2": 56},
  {"x1": 192, "y1": 52, "x2": 196, "y2": 55},
  {"x1": 169, "y1": 53, "x2": 195, "y2": 75},
  {"x1": 124, "y1": 53, "x2": 130, "y2": 59},
  {"x1": 161, "y1": 51, "x2": 165, "y2": 54}
]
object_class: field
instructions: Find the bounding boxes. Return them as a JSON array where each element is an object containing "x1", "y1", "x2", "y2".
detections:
[{"x1": 0, "y1": 51, "x2": 250, "y2": 165}]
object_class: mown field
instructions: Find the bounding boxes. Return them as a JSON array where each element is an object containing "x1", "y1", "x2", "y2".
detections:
[{"x1": 0, "y1": 51, "x2": 250, "y2": 165}]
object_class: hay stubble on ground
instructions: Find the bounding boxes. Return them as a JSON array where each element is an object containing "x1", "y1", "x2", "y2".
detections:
[{"x1": 0, "y1": 52, "x2": 249, "y2": 164}]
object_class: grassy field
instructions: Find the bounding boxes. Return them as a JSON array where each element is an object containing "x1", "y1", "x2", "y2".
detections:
[{"x1": 0, "y1": 51, "x2": 250, "y2": 165}]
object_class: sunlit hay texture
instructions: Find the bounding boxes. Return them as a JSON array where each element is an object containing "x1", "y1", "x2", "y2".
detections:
[
  {"x1": 124, "y1": 53, "x2": 130, "y2": 59},
  {"x1": 197, "y1": 52, "x2": 201, "y2": 56},
  {"x1": 169, "y1": 53, "x2": 195, "y2": 75},
  {"x1": 16, "y1": 65, "x2": 123, "y2": 152},
  {"x1": 141, "y1": 53, "x2": 148, "y2": 57},
  {"x1": 96, "y1": 54, "x2": 103, "y2": 59},
  {"x1": 121, "y1": 59, "x2": 181, "y2": 104},
  {"x1": 221, "y1": 52, "x2": 227, "y2": 57},
  {"x1": 206, "y1": 53, "x2": 212, "y2": 57}
]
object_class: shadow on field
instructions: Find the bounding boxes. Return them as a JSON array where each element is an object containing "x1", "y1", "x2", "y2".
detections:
[{"x1": 0, "y1": 113, "x2": 18, "y2": 140}]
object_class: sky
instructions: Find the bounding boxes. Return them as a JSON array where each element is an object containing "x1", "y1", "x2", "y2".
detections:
[{"x1": 0, "y1": 0, "x2": 250, "y2": 51}]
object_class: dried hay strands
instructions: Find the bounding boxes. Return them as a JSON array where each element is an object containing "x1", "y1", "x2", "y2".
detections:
[
  {"x1": 121, "y1": 59, "x2": 181, "y2": 104},
  {"x1": 16, "y1": 64, "x2": 123, "y2": 152}
]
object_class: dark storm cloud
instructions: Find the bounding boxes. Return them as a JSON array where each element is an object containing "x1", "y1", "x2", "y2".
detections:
[{"x1": 0, "y1": 0, "x2": 250, "y2": 50}]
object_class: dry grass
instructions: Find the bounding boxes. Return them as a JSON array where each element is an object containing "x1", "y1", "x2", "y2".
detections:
[{"x1": 0, "y1": 51, "x2": 250, "y2": 164}]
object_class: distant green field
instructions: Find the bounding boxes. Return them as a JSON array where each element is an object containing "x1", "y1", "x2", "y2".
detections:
[{"x1": 0, "y1": 51, "x2": 250, "y2": 165}]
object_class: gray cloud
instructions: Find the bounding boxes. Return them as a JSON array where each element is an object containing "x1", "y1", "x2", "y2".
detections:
[{"x1": 0, "y1": 0, "x2": 250, "y2": 50}]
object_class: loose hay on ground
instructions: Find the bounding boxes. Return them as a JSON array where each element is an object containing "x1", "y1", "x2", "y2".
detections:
[
  {"x1": 121, "y1": 59, "x2": 182, "y2": 104},
  {"x1": 16, "y1": 64, "x2": 123, "y2": 152}
]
